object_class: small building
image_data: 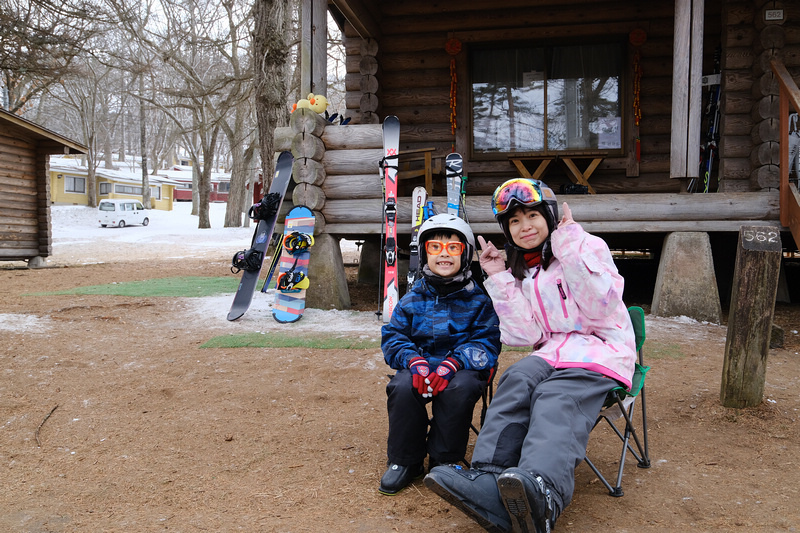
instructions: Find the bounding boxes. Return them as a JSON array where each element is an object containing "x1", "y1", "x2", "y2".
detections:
[
  {"x1": 49, "y1": 156, "x2": 179, "y2": 211},
  {"x1": 164, "y1": 165, "x2": 231, "y2": 203},
  {"x1": 0, "y1": 109, "x2": 86, "y2": 265}
]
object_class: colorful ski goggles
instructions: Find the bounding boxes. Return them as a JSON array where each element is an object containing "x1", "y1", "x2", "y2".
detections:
[
  {"x1": 425, "y1": 240, "x2": 465, "y2": 256},
  {"x1": 491, "y1": 178, "x2": 545, "y2": 216}
]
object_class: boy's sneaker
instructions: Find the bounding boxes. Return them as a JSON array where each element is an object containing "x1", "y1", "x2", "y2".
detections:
[
  {"x1": 378, "y1": 462, "x2": 424, "y2": 495},
  {"x1": 424, "y1": 465, "x2": 511, "y2": 533},
  {"x1": 497, "y1": 468, "x2": 558, "y2": 533}
]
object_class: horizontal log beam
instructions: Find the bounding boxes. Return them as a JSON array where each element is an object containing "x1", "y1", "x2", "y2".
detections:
[
  {"x1": 325, "y1": 219, "x2": 785, "y2": 236},
  {"x1": 0, "y1": 248, "x2": 39, "y2": 258},
  {"x1": 321, "y1": 192, "x2": 782, "y2": 234}
]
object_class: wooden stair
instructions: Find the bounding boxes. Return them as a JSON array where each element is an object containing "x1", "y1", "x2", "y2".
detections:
[{"x1": 772, "y1": 59, "x2": 800, "y2": 250}]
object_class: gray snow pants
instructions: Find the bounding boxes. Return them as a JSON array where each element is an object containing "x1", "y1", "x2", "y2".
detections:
[{"x1": 471, "y1": 355, "x2": 616, "y2": 510}]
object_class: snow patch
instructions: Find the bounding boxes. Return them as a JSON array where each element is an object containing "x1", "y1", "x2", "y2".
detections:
[{"x1": 0, "y1": 314, "x2": 51, "y2": 332}]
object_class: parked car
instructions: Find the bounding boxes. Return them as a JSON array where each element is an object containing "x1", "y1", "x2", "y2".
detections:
[{"x1": 98, "y1": 199, "x2": 149, "y2": 228}]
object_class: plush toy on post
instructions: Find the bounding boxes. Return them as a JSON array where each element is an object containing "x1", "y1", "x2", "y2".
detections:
[
  {"x1": 309, "y1": 93, "x2": 328, "y2": 114},
  {"x1": 291, "y1": 93, "x2": 327, "y2": 114},
  {"x1": 290, "y1": 92, "x2": 349, "y2": 124}
]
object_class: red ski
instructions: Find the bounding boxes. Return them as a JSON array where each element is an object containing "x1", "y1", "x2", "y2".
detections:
[{"x1": 380, "y1": 116, "x2": 400, "y2": 323}]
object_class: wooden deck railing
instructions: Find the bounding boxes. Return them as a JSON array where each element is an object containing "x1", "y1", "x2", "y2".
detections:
[{"x1": 770, "y1": 59, "x2": 800, "y2": 250}]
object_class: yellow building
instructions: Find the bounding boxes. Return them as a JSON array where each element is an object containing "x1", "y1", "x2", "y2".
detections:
[{"x1": 49, "y1": 157, "x2": 179, "y2": 211}]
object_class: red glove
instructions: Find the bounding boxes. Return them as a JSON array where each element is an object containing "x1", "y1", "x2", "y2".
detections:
[
  {"x1": 427, "y1": 357, "x2": 461, "y2": 396},
  {"x1": 409, "y1": 357, "x2": 431, "y2": 396}
]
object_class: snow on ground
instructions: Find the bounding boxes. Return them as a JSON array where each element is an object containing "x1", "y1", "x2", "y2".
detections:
[
  {"x1": 3, "y1": 203, "x2": 368, "y2": 334},
  {"x1": 47, "y1": 203, "x2": 360, "y2": 265},
  {"x1": 51, "y1": 202, "x2": 256, "y2": 263},
  {"x1": 188, "y1": 294, "x2": 383, "y2": 339},
  {"x1": 0, "y1": 313, "x2": 53, "y2": 333}
]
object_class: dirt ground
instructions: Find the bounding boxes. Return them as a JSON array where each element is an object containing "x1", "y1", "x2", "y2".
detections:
[{"x1": 1, "y1": 238, "x2": 800, "y2": 532}]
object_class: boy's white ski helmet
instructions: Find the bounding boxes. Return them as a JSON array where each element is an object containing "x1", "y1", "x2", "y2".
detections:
[{"x1": 417, "y1": 213, "x2": 475, "y2": 275}]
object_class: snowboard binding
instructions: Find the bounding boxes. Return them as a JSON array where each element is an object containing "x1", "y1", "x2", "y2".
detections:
[
  {"x1": 248, "y1": 192, "x2": 282, "y2": 221},
  {"x1": 282, "y1": 231, "x2": 314, "y2": 255},
  {"x1": 276, "y1": 261, "x2": 310, "y2": 292},
  {"x1": 231, "y1": 248, "x2": 264, "y2": 274}
]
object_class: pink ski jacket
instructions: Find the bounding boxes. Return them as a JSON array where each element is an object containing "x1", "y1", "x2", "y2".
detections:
[{"x1": 484, "y1": 223, "x2": 637, "y2": 389}]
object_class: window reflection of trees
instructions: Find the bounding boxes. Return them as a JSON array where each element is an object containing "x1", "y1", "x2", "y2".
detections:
[{"x1": 471, "y1": 44, "x2": 621, "y2": 154}]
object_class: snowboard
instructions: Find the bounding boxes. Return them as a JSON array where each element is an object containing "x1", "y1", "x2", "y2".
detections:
[
  {"x1": 406, "y1": 186, "x2": 427, "y2": 292},
  {"x1": 272, "y1": 206, "x2": 316, "y2": 323},
  {"x1": 380, "y1": 115, "x2": 400, "y2": 323},
  {"x1": 227, "y1": 151, "x2": 293, "y2": 321},
  {"x1": 445, "y1": 152, "x2": 463, "y2": 217}
]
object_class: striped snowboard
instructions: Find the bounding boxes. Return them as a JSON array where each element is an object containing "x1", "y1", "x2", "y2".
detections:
[{"x1": 272, "y1": 206, "x2": 315, "y2": 323}]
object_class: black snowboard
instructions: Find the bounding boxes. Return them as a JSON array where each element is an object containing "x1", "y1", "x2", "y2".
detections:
[{"x1": 227, "y1": 151, "x2": 293, "y2": 321}]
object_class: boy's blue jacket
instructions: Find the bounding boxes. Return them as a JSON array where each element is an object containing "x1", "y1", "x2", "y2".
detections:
[{"x1": 382, "y1": 278, "x2": 501, "y2": 371}]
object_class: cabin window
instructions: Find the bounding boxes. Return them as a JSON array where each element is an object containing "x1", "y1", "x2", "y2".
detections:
[
  {"x1": 218, "y1": 181, "x2": 230, "y2": 193},
  {"x1": 99, "y1": 182, "x2": 111, "y2": 195},
  {"x1": 470, "y1": 42, "x2": 623, "y2": 156},
  {"x1": 152, "y1": 186, "x2": 161, "y2": 200},
  {"x1": 115, "y1": 184, "x2": 144, "y2": 195},
  {"x1": 65, "y1": 176, "x2": 86, "y2": 194}
]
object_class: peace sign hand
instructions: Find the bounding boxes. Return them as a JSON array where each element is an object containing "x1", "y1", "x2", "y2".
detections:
[{"x1": 477, "y1": 236, "x2": 506, "y2": 277}]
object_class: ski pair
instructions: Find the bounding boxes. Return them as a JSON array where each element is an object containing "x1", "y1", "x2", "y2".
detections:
[
  {"x1": 406, "y1": 186, "x2": 427, "y2": 290},
  {"x1": 445, "y1": 152, "x2": 468, "y2": 220},
  {"x1": 689, "y1": 47, "x2": 721, "y2": 193},
  {"x1": 228, "y1": 151, "x2": 294, "y2": 321},
  {"x1": 379, "y1": 116, "x2": 401, "y2": 323}
]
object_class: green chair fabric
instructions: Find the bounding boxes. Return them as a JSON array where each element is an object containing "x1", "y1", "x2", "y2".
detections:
[{"x1": 584, "y1": 306, "x2": 651, "y2": 497}]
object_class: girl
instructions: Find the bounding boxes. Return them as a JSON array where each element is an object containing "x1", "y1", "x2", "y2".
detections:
[{"x1": 425, "y1": 178, "x2": 637, "y2": 533}]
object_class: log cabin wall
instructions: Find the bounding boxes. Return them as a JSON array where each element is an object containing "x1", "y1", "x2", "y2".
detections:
[
  {"x1": 1, "y1": 111, "x2": 85, "y2": 263},
  {"x1": 0, "y1": 132, "x2": 41, "y2": 260},
  {"x1": 720, "y1": 1, "x2": 800, "y2": 192},
  {"x1": 342, "y1": 0, "x2": 723, "y2": 197}
]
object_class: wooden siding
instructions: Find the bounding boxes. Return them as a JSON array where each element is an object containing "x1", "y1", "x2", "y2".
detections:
[
  {"x1": 342, "y1": 0, "x2": 723, "y2": 196},
  {"x1": 720, "y1": 1, "x2": 800, "y2": 192},
  {"x1": 0, "y1": 133, "x2": 40, "y2": 259}
]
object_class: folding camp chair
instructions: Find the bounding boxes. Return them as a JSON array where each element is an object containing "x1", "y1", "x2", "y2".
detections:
[
  {"x1": 470, "y1": 365, "x2": 497, "y2": 435},
  {"x1": 584, "y1": 305, "x2": 651, "y2": 497}
]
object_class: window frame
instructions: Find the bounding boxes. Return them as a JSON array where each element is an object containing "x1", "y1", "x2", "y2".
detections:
[
  {"x1": 468, "y1": 38, "x2": 627, "y2": 161},
  {"x1": 64, "y1": 175, "x2": 86, "y2": 194}
]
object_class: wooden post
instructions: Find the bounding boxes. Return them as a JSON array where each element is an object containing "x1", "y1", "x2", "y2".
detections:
[
  {"x1": 670, "y1": 0, "x2": 703, "y2": 180},
  {"x1": 720, "y1": 225, "x2": 782, "y2": 408},
  {"x1": 300, "y1": 0, "x2": 327, "y2": 97}
]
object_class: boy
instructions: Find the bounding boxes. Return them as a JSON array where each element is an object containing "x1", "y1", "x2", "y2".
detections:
[{"x1": 379, "y1": 214, "x2": 501, "y2": 495}]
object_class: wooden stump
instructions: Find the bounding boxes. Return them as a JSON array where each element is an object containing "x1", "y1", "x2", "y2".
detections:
[
  {"x1": 306, "y1": 233, "x2": 351, "y2": 310},
  {"x1": 720, "y1": 225, "x2": 782, "y2": 408}
]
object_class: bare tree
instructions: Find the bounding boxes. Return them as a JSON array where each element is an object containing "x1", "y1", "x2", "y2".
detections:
[
  {"x1": 46, "y1": 55, "x2": 116, "y2": 207},
  {"x1": 0, "y1": 0, "x2": 107, "y2": 113},
  {"x1": 110, "y1": 0, "x2": 257, "y2": 227},
  {"x1": 252, "y1": 0, "x2": 291, "y2": 193}
]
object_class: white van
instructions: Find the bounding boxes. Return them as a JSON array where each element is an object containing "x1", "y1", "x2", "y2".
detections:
[{"x1": 98, "y1": 200, "x2": 149, "y2": 228}]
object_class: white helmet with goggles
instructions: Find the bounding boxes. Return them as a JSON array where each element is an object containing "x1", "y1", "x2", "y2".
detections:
[{"x1": 417, "y1": 213, "x2": 475, "y2": 276}]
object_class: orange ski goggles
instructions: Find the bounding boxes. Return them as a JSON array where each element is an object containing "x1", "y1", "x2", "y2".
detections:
[{"x1": 425, "y1": 240, "x2": 465, "y2": 256}]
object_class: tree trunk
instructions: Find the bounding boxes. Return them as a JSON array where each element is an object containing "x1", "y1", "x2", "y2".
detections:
[
  {"x1": 253, "y1": 0, "x2": 291, "y2": 192},
  {"x1": 197, "y1": 125, "x2": 221, "y2": 229},
  {"x1": 139, "y1": 76, "x2": 151, "y2": 209}
]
